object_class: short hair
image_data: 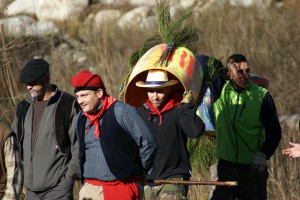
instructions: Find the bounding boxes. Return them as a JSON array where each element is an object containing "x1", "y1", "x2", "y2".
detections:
[
  {"x1": 226, "y1": 54, "x2": 248, "y2": 71},
  {"x1": 90, "y1": 87, "x2": 107, "y2": 97}
]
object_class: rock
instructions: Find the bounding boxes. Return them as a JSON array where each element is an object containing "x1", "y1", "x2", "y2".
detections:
[
  {"x1": 25, "y1": 21, "x2": 60, "y2": 37},
  {"x1": 229, "y1": 0, "x2": 273, "y2": 7},
  {"x1": 37, "y1": 0, "x2": 89, "y2": 21},
  {"x1": 94, "y1": 9, "x2": 122, "y2": 27},
  {"x1": 0, "y1": 15, "x2": 34, "y2": 37},
  {"x1": 5, "y1": 0, "x2": 36, "y2": 16},
  {"x1": 5, "y1": 0, "x2": 89, "y2": 21},
  {"x1": 117, "y1": 6, "x2": 155, "y2": 30}
]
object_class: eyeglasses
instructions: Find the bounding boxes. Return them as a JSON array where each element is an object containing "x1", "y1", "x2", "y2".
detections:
[{"x1": 237, "y1": 68, "x2": 250, "y2": 74}]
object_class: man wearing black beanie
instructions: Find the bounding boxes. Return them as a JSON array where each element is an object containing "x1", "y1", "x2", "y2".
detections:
[{"x1": 12, "y1": 58, "x2": 81, "y2": 200}]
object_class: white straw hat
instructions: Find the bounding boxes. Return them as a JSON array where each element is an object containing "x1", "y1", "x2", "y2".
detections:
[{"x1": 136, "y1": 70, "x2": 178, "y2": 88}]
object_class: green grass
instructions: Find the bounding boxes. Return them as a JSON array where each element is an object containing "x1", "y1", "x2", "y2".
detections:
[{"x1": 188, "y1": 136, "x2": 217, "y2": 170}]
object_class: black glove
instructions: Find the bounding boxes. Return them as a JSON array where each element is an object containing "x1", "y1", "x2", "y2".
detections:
[{"x1": 251, "y1": 151, "x2": 267, "y2": 173}]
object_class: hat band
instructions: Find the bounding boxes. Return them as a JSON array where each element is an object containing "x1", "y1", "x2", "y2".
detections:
[
  {"x1": 145, "y1": 81, "x2": 168, "y2": 85},
  {"x1": 74, "y1": 86, "x2": 103, "y2": 93}
]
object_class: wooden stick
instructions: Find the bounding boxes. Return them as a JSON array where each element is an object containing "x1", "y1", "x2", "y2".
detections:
[{"x1": 151, "y1": 179, "x2": 237, "y2": 187}]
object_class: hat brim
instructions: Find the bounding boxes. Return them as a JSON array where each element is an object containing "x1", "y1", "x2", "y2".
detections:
[
  {"x1": 135, "y1": 80, "x2": 178, "y2": 88},
  {"x1": 20, "y1": 70, "x2": 47, "y2": 84}
]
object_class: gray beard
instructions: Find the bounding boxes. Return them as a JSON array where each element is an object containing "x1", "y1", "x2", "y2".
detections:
[{"x1": 30, "y1": 90, "x2": 38, "y2": 98}]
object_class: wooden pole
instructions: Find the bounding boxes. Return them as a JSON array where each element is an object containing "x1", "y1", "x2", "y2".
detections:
[{"x1": 151, "y1": 180, "x2": 237, "y2": 187}]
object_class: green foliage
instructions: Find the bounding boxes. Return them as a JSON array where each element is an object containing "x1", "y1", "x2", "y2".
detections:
[
  {"x1": 156, "y1": 0, "x2": 198, "y2": 46},
  {"x1": 128, "y1": 35, "x2": 161, "y2": 69},
  {"x1": 120, "y1": 0, "x2": 199, "y2": 97},
  {"x1": 206, "y1": 57, "x2": 227, "y2": 85},
  {"x1": 198, "y1": 56, "x2": 227, "y2": 103},
  {"x1": 155, "y1": 0, "x2": 198, "y2": 66},
  {"x1": 187, "y1": 136, "x2": 217, "y2": 170}
]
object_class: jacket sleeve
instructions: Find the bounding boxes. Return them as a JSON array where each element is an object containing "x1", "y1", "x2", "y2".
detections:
[
  {"x1": 3, "y1": 134, "x2": 24, "y2": 200},
  {"x1": 179, "y1": 103, "x2": 206, "y2": 138},
  {"x1": 11, "y1": 118, "x2": 18, "y2": 138},
  {"x1": 11, "y1": 99, "x2": 30, "y2": 142},
  {"x1": 259, "y1": 92, "x2": 282, "y2": 159},
  {"x1": 116, "y1": 103, "x2": 157, "y2": 175},
  {"x1": 65, "y1": 102, "x2": 81, "y2": 181}
]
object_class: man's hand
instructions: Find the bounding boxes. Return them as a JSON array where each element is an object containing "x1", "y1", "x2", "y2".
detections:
[
  {"x1": 282, "y1": 142, "x2": 300, "y2": 158},
  {"x1": 252, "y1": 151, "x2": 267, "y2": 173},
  {"x1": 181, "y1": 90, "x2": 193, "y2": 104}
]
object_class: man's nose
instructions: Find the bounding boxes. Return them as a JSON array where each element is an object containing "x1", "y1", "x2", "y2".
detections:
[
  {"x1": 77, "y1": 97, "x2": 83, "y2": 104},
  {"x1": 243, "y1": 71, "x2": 250, "y2": 77}
]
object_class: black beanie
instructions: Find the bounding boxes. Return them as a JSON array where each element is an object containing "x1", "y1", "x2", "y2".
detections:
[{"x1": 20, "y1": 58, "x2": 49, "y2": 84}]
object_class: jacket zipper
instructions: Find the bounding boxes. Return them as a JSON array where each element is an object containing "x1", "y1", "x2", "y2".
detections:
[
  {"x1": 232, "y1": 93, "x2": 240, "y2": 163},
  {"x1": 239, "y1": 101, "x2": 246, "y2": 117}
]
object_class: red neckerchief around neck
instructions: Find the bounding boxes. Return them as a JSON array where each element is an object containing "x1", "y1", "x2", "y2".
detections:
[
  {"x1": 84, "y1": 95, "x2": 117, "y2": 138},
  {"x1": 146, "y1": 96, "x2": 180, "y2": 125}
]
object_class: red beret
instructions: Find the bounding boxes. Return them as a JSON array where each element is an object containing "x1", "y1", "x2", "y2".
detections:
[{"x1": 71, "y1": 70, "x2": 105, "y2": 92}]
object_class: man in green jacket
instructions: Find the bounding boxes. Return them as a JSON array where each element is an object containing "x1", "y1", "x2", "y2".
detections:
[{"x1": 211, "y1": 54, "x2": 281, "y2": 200}]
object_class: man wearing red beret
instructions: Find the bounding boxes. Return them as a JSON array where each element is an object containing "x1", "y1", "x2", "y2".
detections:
[{"x1": 71, "y1": 70, "x2": 157, "y2": 200}]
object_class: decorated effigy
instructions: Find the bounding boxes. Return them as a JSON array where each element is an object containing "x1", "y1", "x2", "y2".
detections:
[
  {"x1": 119, "y1": 1, "x2": 206, "y2": 108},
  {"x1": 119, "y1": 1, "x2": 226, "y2": 136},
  {"x1": 120, "y1": 44, "x2": 203, "y2": 108},
  {"x1": 119, "y1": 0, "x2": 270, "y2": 136}
]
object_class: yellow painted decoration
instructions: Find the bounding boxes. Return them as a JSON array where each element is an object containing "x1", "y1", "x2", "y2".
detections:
[{"x1": 123, "y1": 44, "x2": 203, "y2": 108}]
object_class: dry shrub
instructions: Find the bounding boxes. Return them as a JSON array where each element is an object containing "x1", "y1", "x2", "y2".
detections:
[
  {"x1": 188, "y1": 169, "x2": 213, "y2": 200},
  {"x1": 268, "y1": 115, "x2": 300, "y2": 200},
  {"x1": 0, "y1": 33, "x2": 33, "y2": 123},
  {"x1": 187, "y1": 136, "x2": 217, "y2": 199},
  {"x1": 1, "y1": 0, "x2": 299, "y2": 199}
]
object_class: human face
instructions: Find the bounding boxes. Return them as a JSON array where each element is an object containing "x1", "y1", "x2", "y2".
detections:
[
  {"x1": 147, "y1": 88, "x2": 169, "y2": 109},
  {"x1": 26, "y1": 76, "x2": 47, "y2": 100},
  {"x1": 75, "y1": 89, "x2": 103, "y2": 114},
  {"x1": 227, "y1": 62, "x2": 250, "y2": 89}
]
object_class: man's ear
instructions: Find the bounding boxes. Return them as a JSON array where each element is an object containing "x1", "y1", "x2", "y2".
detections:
[
  {"x1": 166, "y1": 87, "x2": 171, "y2": 94},
  {"x1": 96, "y1": 88, "x2": 104, "y2": 99},
  {"x1": 225, "y1": 63, "x2": 234, "y2": 80},
  {"x1": 226, "y1": 71, "x2": 231, "y2": 80}
]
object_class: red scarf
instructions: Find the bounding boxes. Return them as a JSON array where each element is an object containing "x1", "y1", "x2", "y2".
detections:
[
  {"x1": 85, "y1": 177, "x2": 140, "y2": 200},
  {"x1": 146, "y1": 97, "x2": 180, "y2": 125},
  {"x1": 84, "y1": 95, "x2": 117, "y2": 138}
]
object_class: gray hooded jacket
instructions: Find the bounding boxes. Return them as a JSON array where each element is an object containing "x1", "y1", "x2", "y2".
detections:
[{"x1": 12, "y1": 85, "x2": 80, "y2": 191}]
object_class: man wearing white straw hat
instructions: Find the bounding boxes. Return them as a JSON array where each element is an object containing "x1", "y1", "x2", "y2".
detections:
[{"x1": 136, "y1": 69, "x2": 206, "y2": 200}]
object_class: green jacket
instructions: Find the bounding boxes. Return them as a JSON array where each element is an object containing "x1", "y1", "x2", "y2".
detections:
[{"x1": 213, "y1": 81, "x2": 268, "y2": 164}]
